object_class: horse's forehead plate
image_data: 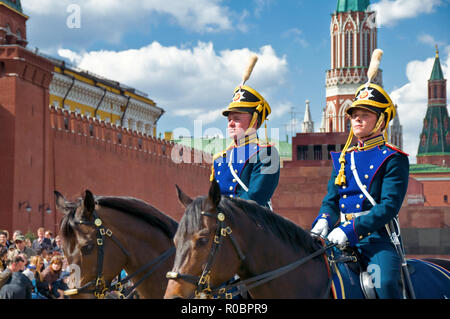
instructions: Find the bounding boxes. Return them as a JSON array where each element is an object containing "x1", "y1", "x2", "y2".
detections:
[
  {"x1": 94, "y1": 218, "x2": 102, "y2": 227},
  {"x1": 217, "y1": 213, "x2": 225, "y2": 222}
]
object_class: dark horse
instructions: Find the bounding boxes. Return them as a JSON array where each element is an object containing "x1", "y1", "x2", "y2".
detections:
[
  {"x1": 56, "y1": 190, "x2": 178, "y2": 299},
  {"x1": 165, "y1": 180, "x2": 450, "y2": 299}
]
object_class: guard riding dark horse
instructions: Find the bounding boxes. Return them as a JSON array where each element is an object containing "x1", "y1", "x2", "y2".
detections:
[
  {"x1": 164, "y1": 181, "x2": 450, "y2": 299},
  {"x1": 56, "y1": 190, "x2": 177, "y2": 298}
]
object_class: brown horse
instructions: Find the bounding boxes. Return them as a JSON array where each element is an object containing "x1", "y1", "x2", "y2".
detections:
[
  {"x1": 164, "y1": 180, "x2": 331, "y2": 299},
  {"x1": 165, "y1": 180, "x2": 450, "y2": 299},
  {"x1": 56, "y1": 190, "x2": 177, "y2": 299}
]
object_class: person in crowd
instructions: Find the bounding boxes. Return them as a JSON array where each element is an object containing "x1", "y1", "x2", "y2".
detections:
[
  {"x1": 11, "y1": 234, "x2": 36, "y2": 260},
  {"x1": 41, "y1": 255, "x2": 68, "y2": 299},
  {"x1": 0, "y1": 247, "x2": 7, "y2": 272},
  {"x1": 0, "y1": 231, "x2": 10, "y2": 249},
  {"x1": 0, "y1": 251, "x2": 26, "y2": 290},
  {"x1": 52, "y1": 235, "x2": 64, "y2": 255},
  {"x1": 0, "y1": 253, "x2": 32, "y2": 299},
  {"x1": 32, "y1": 227, "x2": 52, "y2": 253}
]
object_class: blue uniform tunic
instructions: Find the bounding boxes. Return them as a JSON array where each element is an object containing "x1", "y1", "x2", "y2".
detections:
[
  {"x1": 313, "y1": 136, "x2": 409, "y2": 298},
  {"x1": 212, "y1": 141, "x2": 280, "y2": 208}
]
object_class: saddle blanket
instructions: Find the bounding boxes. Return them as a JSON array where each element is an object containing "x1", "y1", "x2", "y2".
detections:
[{"x1": 327, "y1": 247, "x2": 450, "y2": 299}]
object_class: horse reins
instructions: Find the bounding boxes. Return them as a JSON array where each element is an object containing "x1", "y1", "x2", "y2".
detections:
[
  {"x1": 166, "y1": 210, "x2": 336, "y2": 299},
  {"x1": 64, "y1": 209, "x2": 174, "y2": 299}
]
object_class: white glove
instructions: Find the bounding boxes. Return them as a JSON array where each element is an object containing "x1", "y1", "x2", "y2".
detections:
[
  {"x1": 327, "y1": 228, "x2": 348, "y2": 246},
  {"x1": 311, "y1": 219, "x2": 329, "y2": 238}
]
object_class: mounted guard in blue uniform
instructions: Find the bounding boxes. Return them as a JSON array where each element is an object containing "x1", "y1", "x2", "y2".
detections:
[
  {"x1": 211, "y1": 55, "x2": 280, "y2": 209},
  {"x1": 311, "y1": 49, "x2": 411, "y2": 298}
]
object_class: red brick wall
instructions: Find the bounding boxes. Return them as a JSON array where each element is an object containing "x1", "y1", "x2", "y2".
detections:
[{"x1": 47, "y1": 107, "x2": 211, "y2": 230}]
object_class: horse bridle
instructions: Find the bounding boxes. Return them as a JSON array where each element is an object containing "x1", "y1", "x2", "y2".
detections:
[
  {"x1": 65, "y1": 209, "x2": 175, "y2": 299},
  {"x1": 166, "y1": 209, "x2": 336, "y2": 299},
  {"x1": 166, "y1": 210, "x2": 246, "y2": 299}
]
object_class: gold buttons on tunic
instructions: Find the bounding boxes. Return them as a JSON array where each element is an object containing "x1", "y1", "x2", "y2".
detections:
[
  {"x1": 229, "y1": 186, "x2": 233, "y2": 191},
  {"x1": 343, "y1": 195, "x2": 347, "y2": 199},
  {"x1": 359, "y1": 194, "x2": 364, "y2": 199},
  {"x1": 356, "y1": 204, "x2": 360, "y2": 209},
  {"x1": 341, "y1": 204, "x2": 345, "y2": 208},
  {"x1": 370, "y1": 165, "x2": 374, "y2": 169},
  {"x1": 364, "y1": 174, "x2": 369, "y2": 179}
]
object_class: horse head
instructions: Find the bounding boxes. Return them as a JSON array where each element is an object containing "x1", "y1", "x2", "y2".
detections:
[
  {"x1": 165, "y1": 180, "x2": 242, "y2": 299},
  {"x1": 55, "y1": 190, "x2": 127, "y2": 298}
]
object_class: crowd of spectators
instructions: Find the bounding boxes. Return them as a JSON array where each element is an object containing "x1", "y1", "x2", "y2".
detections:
[{"x1": 0, "y1": 227, "x2": 69, "y2": 299}]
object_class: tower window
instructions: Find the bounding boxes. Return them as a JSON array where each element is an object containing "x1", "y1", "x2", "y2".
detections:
[
  {"x1": 346, "y1": 31, "x2": 353, "y2": 67},
  {"x1": 432, "y1": 133, "x2": 438, "y2": 145}
]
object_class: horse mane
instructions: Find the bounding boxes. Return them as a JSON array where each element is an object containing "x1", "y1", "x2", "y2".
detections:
[
  {"x1": 180, "y1": 195, "x2": 318, "y2": 253},
  {"x1": 222, "y1": 197, "x2": 318, "y2": 253},
  {"x1": 60, "y1": 196, "x2": 178, "y2": 244},
  {"x1": 96, "y1": 196, "x2": 178, "y2": 239}
]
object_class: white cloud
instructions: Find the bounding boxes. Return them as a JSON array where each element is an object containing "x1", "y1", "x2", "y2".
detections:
[
  {"x1": 22, "y1": 0, "x2": 233, "y2": 33},
  {"x1": 417, "y1": 33, "x2": 447, "y2": 47},
  {"x1": 389, "y1": 46, "x2": 450, "y2": 163},
  {"x1": 282, "y1": 28, "x2": 309, "y2": 48},
  {"x1": 371, "y1": 0, "x2": 443, "y2": 27},
  {"x1": 58, "y1": 41, "x2": 288, "y2": 126}
]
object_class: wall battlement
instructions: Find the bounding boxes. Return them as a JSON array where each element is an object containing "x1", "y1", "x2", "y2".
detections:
[{"x1": 48, "y1": 105, "x2": 213, "y2": 168}]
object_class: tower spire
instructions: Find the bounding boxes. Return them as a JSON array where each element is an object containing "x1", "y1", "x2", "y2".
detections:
[{"x1": 417, "y1": 47, "x2": 449, "y2": 167}]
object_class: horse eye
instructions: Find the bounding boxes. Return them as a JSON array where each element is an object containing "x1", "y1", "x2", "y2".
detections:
[
  {"x1": 196, "y1": 237, "x2": 209, "y2": 247},
  {"x1": 80, "y1": 244, "x2": 94, "y2": 255}
]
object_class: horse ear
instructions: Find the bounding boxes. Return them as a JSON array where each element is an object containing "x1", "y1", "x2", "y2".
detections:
[
  {"x1": 54, "y1": 191, "x2": 68, "y2": 214},
  {"x1": 208, "y1": 179, "x2": 221, "y2": 209},
  {"x1": 83, "y1": 189, "x2": 96, "y2": 216},
  {"x1": 176, "y1": 184, "x2": 193, "y2": 208}
]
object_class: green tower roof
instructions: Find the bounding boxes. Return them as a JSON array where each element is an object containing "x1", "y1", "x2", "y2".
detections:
[
  {"x1": 430, "y1": 47, "x2": 444, "y2": 81},
  {"x1": 0, "y1": 0, "x2": 23, "y2": 13},
  {"x1": 336, "y1": 0, "x2": 370, "y2": 12}
]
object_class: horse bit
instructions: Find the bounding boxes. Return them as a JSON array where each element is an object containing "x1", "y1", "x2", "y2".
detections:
[
  {"x1": 64, "y1": 210, "x2": 174, "y2": 299},
  {"x1": 166, "y1": 210, "x2": 246, "y2": 299}
]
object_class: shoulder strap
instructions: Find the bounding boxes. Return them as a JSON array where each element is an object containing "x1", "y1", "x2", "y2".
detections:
[
  {"x1": 350, "y1": 151, "x2": 377, "y2": 206},
  {"x1": 228, "y1": 149, "x2": 249, "y2": 192}
]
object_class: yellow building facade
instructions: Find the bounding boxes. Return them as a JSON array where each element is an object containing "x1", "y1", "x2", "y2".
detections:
[{"x1": 48, "y1": 57, "x2": 164, "y2": 137}]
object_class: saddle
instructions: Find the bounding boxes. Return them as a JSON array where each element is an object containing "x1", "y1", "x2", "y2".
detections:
[{"x1": 326, "y1": 246, "x2": 378, "y2": 299}]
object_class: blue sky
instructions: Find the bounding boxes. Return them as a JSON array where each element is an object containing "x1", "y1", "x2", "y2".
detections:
[{"x1": 22, "y1": 0, "x2": 450, "y2": 162}]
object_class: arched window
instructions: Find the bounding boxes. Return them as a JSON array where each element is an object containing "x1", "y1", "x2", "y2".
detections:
[
  {"x1": 433, "y1": 118, "x2": 438, "y2": 129},
  {"x1": 424, "y1": 119, "x2": 428, "y2": 129},
  {"x1": 432, "y1": 133, "x2": 438, "y2": 145},
  {"x1": 421, "y1": 134, "x2": 426, "y2": 146},
  {"x1": 346, "y1": 31, "x2": 353, "y2": 67},
  {"x1": 446, "y1": 132, "x2": 450, "y2": 146}
]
